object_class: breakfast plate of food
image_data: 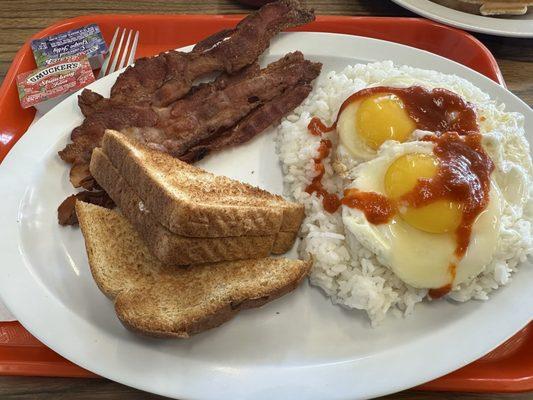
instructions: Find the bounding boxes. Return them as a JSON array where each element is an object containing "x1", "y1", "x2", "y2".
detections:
[
  {"x1": 0, "y1": 1, "x2": 531, "y2": 399},
  {"x1": 391, "y1": 0, "x2": 533, "y2": 37}
]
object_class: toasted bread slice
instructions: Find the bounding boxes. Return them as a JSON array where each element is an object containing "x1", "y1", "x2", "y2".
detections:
[
  {"x1": 101, "y1": 129, "x2": 304, "y2": 237},
  {"x1": 76, "y1": 201, "x2": 311, "y2": 338},
  {"x1": 91, "y1": 148, "x2": 277, "y2": 264}
]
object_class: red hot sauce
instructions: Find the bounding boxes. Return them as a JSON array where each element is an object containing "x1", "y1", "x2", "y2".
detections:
[
  {"x1": 308, "y1": 117, "x2": 335, "y2": 136},
  {"x1": 304, "y1": 139, "x2": 341, "y2": 213},
  {"x1": 403, "y1": 132, "x2": 494, "y2": 258},
  {"x1": 341, "y1": 189, "x2": 395, "y2": 225},
  {"x1": 428, "y1": 264, "x2": 457, "y2": 299}
]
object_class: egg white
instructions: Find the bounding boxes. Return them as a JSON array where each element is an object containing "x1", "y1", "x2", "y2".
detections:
[
  {"x1": 342, "y1": 141, "x2": 502, "y2": 289},
  {"x1": 337, "y1": 100, "x2": 377, "y2": 161}
]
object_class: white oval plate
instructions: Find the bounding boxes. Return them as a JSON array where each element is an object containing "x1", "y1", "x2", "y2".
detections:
[
  {"x1": 392, "y1": 0, "x2": 533, "y2": 38},
  {"x1": 0, "y1": 32, "x2": 531, "y2": 400}
]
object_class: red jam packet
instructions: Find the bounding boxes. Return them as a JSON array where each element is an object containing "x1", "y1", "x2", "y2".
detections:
[{"x1": 16, "y1": 54, "x2": 95, "y2": 109}]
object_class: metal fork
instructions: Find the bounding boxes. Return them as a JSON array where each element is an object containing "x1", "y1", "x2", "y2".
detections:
[{"x1": 98, "y1": 27, "x2": 139, "y2": 78}]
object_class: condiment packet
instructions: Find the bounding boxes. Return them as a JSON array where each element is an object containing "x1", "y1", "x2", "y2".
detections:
[
  {"x1": 31, "y1": 24, "x2": 108, "y2": 69},
  {"x1": 16, "y1": 54, "x2": 95, "y2": 110}
]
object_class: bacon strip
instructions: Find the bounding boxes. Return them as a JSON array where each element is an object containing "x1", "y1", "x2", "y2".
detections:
[
  {"x1": 58, "y1": 190, "x2": 114, "y2": 226},
  {"x1": 180, "y1": 83, "x2": 313, "y2": 163},
  {"x1": 59, "y1": 52, "x2": 320, "y2": 166},
  {"x1": 88, "y1": 0, "x2": 314, "y2": 110},
  {"x1": 151, "y1": 52, "x2": 321, "y2": 157}
]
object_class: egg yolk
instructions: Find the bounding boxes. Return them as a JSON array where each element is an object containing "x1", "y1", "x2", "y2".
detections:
[
  {"x1": 384, "y1": 153, "x2": 462, "y2": 234},
  {"x1": 356, "y1": 93, "x2": 417, "y2": 150}
]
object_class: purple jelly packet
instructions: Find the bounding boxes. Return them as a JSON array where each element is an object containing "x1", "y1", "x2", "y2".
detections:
[{"x1": 31, "y1": 24, "x2": 108, "y2": 69}]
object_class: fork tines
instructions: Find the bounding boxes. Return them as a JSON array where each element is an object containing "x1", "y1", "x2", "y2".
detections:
[{"x1": 98, "y1": 27, "x2": 139, "y2": 79}]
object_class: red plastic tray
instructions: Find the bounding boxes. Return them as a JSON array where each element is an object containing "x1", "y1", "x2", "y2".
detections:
[{"x1": 0, "y1": 14, "x2": 530, "y2": 393}]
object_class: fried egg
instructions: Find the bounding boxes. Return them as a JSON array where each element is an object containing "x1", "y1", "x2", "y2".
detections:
[
  {"x1": 342, "y1": 141, "x2": 502, "y2": 289},
  {"x1": 337, "y1": 91, "x2": 417, "y2": 160}
]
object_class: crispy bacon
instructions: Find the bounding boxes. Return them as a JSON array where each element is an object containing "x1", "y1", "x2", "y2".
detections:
[
  {"x1": 152, "y1": 52, "x2": 321, "y2": 157},
  {"x1": 180, "y1": 83, "x2": 313, "y2": 163},
  {"x1": 69, "y1": 162, "x2": 97, "y2": 190},
  {"x1": 58, "y1": 1, "x2": 319, "y2": 226},
  {"x1": 88, "y1": 0, "x2": 314, "y2": 110},
  {"x1": 78, "y1": 90, "x2": 108, "y2": 117},
  {"x1": 58, "y1": 104, "x2": 158, "y2": 165},
  {"x1": 60, "y1": 52, "x2": 320, "y2": 165},
  {"x1": 58, "y1": 190, "x2": 114, "y2": 226}
]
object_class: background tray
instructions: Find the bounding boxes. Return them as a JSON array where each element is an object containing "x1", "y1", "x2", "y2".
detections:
[{"x1": 0, "y1": 14, "x2": 530, "y2": 393}]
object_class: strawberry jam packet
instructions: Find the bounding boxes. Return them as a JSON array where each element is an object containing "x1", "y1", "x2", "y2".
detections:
[{"x1": 16, "y1": 54, "x2": 95, "y2": 109}]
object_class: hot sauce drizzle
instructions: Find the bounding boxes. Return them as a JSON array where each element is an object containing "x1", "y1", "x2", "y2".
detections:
[
  {"x1": 305, "y1": 85, "x2": 492, "y2": 298},
  {"x1": 428, "y1": 284, "x2": 452, "y2": 299},
  {"x1": 308, "y1": 117, "x2": 335, "y2": 136},
  {"x1": 429, "y1": 264, "x2": 457, "y2": 299},
  {"x1": 403, "y1": 132, "x2": 494, "y2": 258},
  {"x1": 341, "y1": 189, "x2": 395, "y2": 225},
  {"x1": 305, "y1": 139, "x2": 341, "y2": 213}
]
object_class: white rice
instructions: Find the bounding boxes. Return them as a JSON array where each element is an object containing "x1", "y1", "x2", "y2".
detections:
[{"x1": 275, "y1": 61, "x2": 533, "y2": 325}]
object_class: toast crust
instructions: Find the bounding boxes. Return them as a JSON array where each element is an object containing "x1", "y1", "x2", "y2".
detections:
[{"x1": 272, "y1": 231, "x2": 299, "y2": 255}]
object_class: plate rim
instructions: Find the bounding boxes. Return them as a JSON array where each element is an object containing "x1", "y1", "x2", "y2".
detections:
[
  {"x1": 0, "y1": 31, "x2": 532, "y2": 400},
  {"x1": 391, "y1": 0, "x2": 533, "y2": 38}
]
